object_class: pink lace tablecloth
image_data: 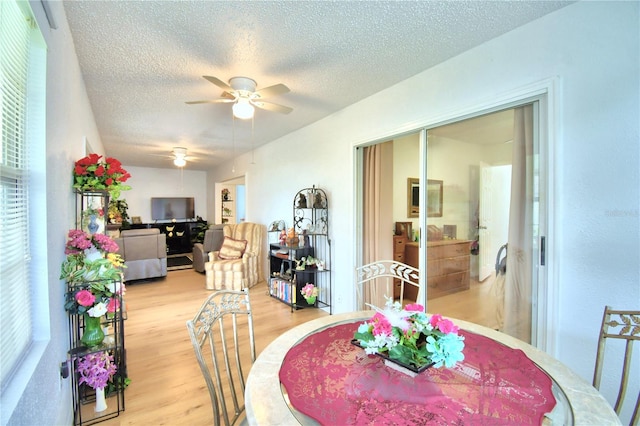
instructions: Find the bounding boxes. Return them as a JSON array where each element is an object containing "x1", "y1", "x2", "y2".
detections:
[{"x1": 279, "y1": 322, "x2": 556, "y2": 425}]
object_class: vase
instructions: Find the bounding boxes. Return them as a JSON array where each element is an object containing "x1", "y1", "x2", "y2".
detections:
[
  {"x1": 383, "y1": 359, "x2": 421, "y2": 377},
  {"x1": 88, "y1": 214, "x2": 99, "y2": 234},
  {"x1": 94, "y1": 386, "x2": 107, "y2": 412},
  {"x1": 81, "y1": 315, "x2": 105, "y2": 348},
  {"x1": 351, "y1": 339, "x2": 433, "y2": 376},
  {"x1": 304, "y1": 296, "x2": 316, "y2": 305}
]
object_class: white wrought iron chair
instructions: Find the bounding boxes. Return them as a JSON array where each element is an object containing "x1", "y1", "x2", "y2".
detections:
[
  {"x1": 592, "y1": 306, "x2": 640, "y2": 426},
  {"x1": 186, "y1": 288, "x2": 256, "y2": 426},
  {"x1": 355, "y1": 260, "x2": 420, "y2": 310}
]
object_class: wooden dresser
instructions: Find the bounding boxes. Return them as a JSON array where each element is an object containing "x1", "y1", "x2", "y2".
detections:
[{"x1": 405, "y1": 240, "x2": 472, "y2": 299}]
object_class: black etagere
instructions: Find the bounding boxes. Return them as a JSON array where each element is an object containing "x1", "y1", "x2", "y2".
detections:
[
  {"x1": 268, "y1": 186, "x2": 332, "y2": 313},
  {"x1": 67, "y1": 190, "x2": 127, "y2": 425},
  {"x1": 67, "y1": 281, "x2": 126, "y2": 426}
]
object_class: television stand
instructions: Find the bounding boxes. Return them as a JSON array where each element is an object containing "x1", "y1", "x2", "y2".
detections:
[{"x1": 128, "y1": 221, "x2": 198, "y2": 255}]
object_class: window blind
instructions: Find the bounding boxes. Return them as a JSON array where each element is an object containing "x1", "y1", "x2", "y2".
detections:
[{"x1": 0, "y1": 0, "x2": 33, "y2": 391}]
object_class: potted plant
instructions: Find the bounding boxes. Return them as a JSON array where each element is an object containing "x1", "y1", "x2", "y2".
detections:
[
  {"x1": 73, "y1": 154, "x2": 131, "y2": 200},
  {"x1": 300, "y1": 283, "x2": 318, "y2": 305},
  {"x1": 76, "y1": 351, "x2": 117, "y2": 412},
  {"x1": 108, "y1": 199, "x2": 131, "y2": 229}
]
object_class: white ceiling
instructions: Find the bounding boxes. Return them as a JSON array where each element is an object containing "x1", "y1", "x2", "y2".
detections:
[{"x1": 63, "y1": 1, "x2": 571, "y2": 170}]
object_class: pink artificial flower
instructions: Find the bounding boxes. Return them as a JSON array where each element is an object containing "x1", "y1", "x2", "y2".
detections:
[
  {"x1": 430, "y1": 314, "x2": 443, "y2": 328},
  {"x1": 75, "y1": 290, "x2": 96, "y2": 307},
  {"x1": 436, "y1": 318, "x2": 459, "y2": 334},
  {"x1": 106, "y1": 297, "x2": 120, "y2": 313},
  {"x1": 92, "y1": 233, "x2": 119, "y2": 253},
  {"x1": 404, "y1": 303, "x2": 424, "y2": 313},
  {"x1": 371, "y1": 312, "x2": 392, "y2": 336},
  {"x1": 65, "y1": 229, "x2": 92, "y2": 254},
  {"x1": 430, "y1": 314, "x2": 459, "y2": 334}
]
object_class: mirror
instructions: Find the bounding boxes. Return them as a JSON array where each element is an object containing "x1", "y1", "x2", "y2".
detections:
[
  {"x1": 427, "y1": 179, "x2": 443, "y2": 217},
  {"x1": 407, "y1": 178, "x2": 443, "y2": 218},
  {"x1": 407, "y1": 178, "x2": 419, "y2": 217}
]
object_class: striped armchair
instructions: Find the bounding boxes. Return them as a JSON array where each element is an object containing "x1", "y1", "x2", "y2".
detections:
[{"x1": 204, "y1": 222, "x2": 265, "y2": 291}]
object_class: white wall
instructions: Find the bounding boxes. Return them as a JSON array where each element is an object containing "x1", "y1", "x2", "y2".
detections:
[
  {"x1": 207, "y1": 2, "x2": 639, "y2": 420},
  {"x1": 123, "y1": 166, "x2": 207, "y2": 223}
]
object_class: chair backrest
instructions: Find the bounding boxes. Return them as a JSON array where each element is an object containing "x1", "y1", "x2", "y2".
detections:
[
  {"x1": 186, "y1": 288, "x2": 256, "y2": 426},
  {"x1": 223, "y1": 222, "x2": 266, "y2": 283},
  {"x1": 355, "y1": 260, "x2": 420, "y2": 310},
  {"x1": 204, "y1": 225, "x2": 225, "y2": 252},
  {"x1": 592, "y1": 306, "x2": 640, "y2": 425}
]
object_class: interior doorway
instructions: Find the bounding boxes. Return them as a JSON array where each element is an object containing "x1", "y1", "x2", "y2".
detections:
[{"x1": 215, "y1": 176, "x2": 246, "y2": 224}]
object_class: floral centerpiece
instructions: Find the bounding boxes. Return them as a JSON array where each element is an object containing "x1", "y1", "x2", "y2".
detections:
[
  {"x1": 222, "y1": 188, "x2": 230, "y2": 200},
  {"x1": 300, "y1": 283, "x2": 318, "y2": 305},
  {"x1": 73, "y1": 154, "x2": 131, "y2": 199},
  {"x1": 353, "y1": 298, "x2": 465, "y2": 371},
  {"x1": 77, "y1": 351, "x2": 117, "y2": 412}
]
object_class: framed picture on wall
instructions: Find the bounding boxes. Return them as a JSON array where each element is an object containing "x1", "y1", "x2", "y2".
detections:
[
  {"x1": 407, "y1": 178, "x2": 443, "y2": 218},
  {"x1": 407, "y1": 178, "x2": 419, "y2": 218}
]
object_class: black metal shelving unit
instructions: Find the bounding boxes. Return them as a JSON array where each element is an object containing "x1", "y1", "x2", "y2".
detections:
[
  {"x1": 268, "y1": 186, "x2": 332, "y2": 313},
  {"x1": 67, "y1": 190, "x2": 127, "y2": 425}
]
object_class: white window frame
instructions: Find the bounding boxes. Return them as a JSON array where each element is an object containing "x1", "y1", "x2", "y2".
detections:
[{"x1": 0, "y1": 1, "x2": 48, "y2": 423}]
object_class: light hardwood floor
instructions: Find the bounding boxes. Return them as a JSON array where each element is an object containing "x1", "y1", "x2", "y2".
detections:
[{"x1": 98, "y1": 268, "x2": 498, "y2": 425}]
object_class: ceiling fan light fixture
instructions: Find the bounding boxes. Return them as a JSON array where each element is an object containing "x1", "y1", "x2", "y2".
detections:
[
  {"x1": 172, "y1": 147, "x2": 187, "y2": 167},
  {"x1": 232, "y1": 98, "x2": 255, "y2": 119}
]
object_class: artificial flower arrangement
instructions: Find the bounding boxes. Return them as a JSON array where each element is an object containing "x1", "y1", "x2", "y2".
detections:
[
  {"x1": 77, "y1": 351, "x2": 117, "y2": 390},
  {"x1": 353, "y1": 298, "x2": 465, "y2": 370},
  {"x1": 73, "y1": 154, "x2": 131, "y2": 199},
  {"x1": 107, "y1": 199, "x2": 130, "y2": 225},
  {"x1": 77, "y1": 351, "x2": 118, "y2": 412},
  {"x1": 61, "y1": 229, "x2": 126, "y2": 316},
  {"x1": 300, "y1": 283, "x2": 318, "y2": 304}
]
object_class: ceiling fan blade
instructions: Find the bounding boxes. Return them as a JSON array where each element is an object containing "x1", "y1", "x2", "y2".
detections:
[
  {"x1": 185, "y1": 99, "x2": 235, "y2": 105},
  {"x1": 252, "y1": 100, "x2": 293, "y2": 114},
  {"x1": 221, "y1": 91, "x2": 237, "y2": 100},
  {"x1": 253, "y1": 83, "x2": 290, "y2": 99},
  {"x1": 203, "y1": 75, "x2": 233, "y2": 92}
]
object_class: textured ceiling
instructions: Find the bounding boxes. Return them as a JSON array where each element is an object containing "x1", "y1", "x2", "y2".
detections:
[{"x1": 63, "y1": 1, "x2": 571, "y2": 170}]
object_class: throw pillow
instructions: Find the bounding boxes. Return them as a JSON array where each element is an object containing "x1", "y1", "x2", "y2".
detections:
[{"x1": 218, "y1": 236, "x2": 248, "y2": 260}]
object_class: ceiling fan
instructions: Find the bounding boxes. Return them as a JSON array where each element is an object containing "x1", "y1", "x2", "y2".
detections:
[{"x1": 186, "y1": 76, "x2": 293, "y2": 119}]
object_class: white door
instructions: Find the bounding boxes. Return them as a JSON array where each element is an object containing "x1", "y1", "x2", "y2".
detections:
[{"x1": 478, "y1": 161, "x2": 493, "y2": 281}]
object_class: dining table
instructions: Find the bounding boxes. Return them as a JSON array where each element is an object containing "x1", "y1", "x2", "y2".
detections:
[{"x1": 245, "y1": 311, "x2": 620, "y2": 425}]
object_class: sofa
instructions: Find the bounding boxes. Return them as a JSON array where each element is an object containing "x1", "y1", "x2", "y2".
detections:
[
  {"x1": 114, "y1": 228, "x2": 167, "y2": 281},
  {"x1": 192, "y1": 225, "x2": 225, "y2": 273}
]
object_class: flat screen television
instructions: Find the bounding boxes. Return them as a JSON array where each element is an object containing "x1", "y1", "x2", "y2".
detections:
[{"x1": 151, "y1": 197, "x2": 195, "y2": 221}]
